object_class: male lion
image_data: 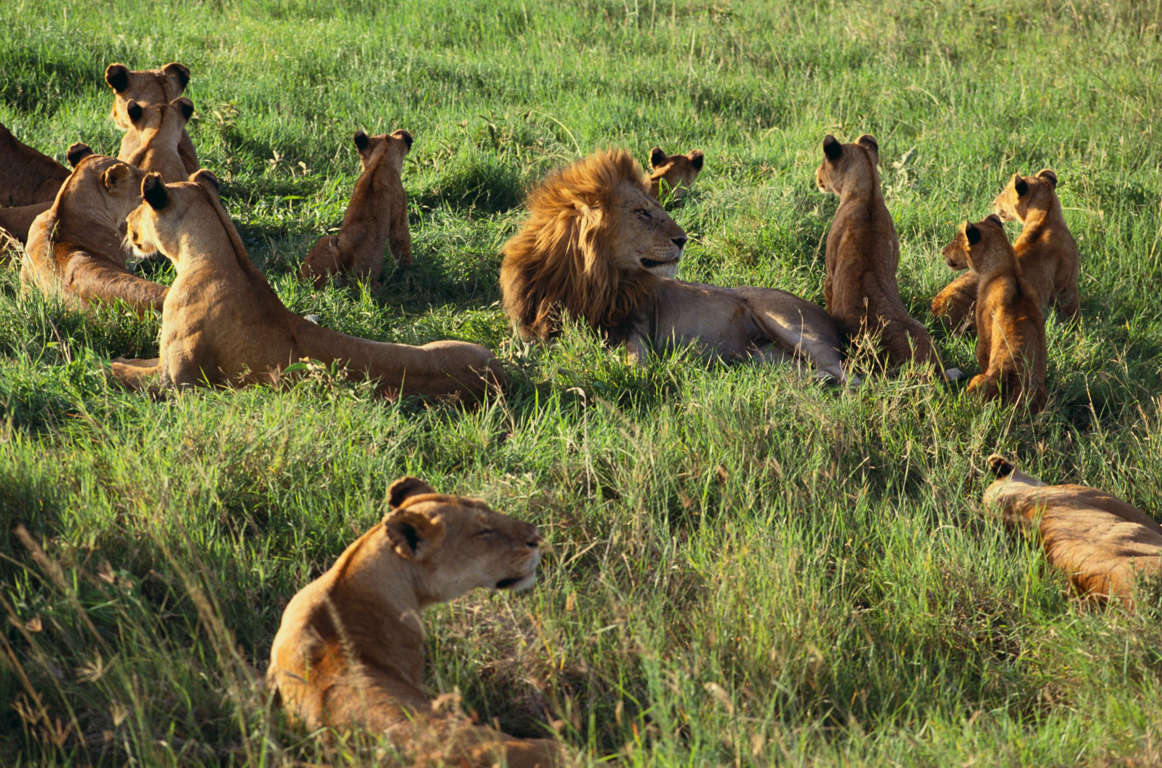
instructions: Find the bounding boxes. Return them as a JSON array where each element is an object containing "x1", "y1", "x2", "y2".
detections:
[
  {"x1": 646, "y1": 146, "x2": 703, "y2": 200},
  {"x1": 500, "y1": 149, "x2": 848, "y2": 382},
  {"x1": 946, "y1": 215, "x2": 1047, "y2": 411},
  {"x1": 983, "y1": 455, "x2": 1162, "y2": 609},
  {"x1": 816, "y1": 134, "x2": 941, "y2": 373},
  {"x1": 20, "y1": 146, "x2": 168, "y2": 313},
  {"x1": 105, "y1": 62, "x2": 199, "y2": 175},
  {"x1": 0, "y1": 122, "x2": 71, "y2": 245},
  {"x1": 267, "y1": 476, "x2": 563, "y2": 767},
  {"x1": 300, "y1": 129, "x2": 413, "y2": 286},
  {"x1": 117, "y1": 97, "x2": 197, "y2": 182},
  {"x1": 931, "y1": 169, "x2": 1079, "y2": 331},
  {"x1": 111, "y1": 171, "x2": 503, "y2": 402}
]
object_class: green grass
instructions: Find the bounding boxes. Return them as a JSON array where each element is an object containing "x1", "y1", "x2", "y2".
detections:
[{"x1": 3, "y1": 0, "x2": 1162, "y2": 764}]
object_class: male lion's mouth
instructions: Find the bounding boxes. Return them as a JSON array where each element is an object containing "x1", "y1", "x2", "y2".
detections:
[
  {"x1": 495, "y1": 572, "x2": 537, "y2": 592},
  {"x1": 640, "y1": 257, "x2": 678, "y2": 269}
]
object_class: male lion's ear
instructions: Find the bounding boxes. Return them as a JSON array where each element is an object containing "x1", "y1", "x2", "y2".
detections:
[
  {"x1": 162, "y1": 62, "x2": 191, "y2": 91},
  {"x1": 353, "y1": 130, "x2": 370, "y2": 151},
  {"x1": 1037, "y1": 169, "x2": 1058, "y2": 188},
  {"x1": 384, "y1": 508, "x2": 446, "y2": 560},
  {"x1": 822, "y1": 134, "x2": 842, "y2": 161},
  {"x1": 387, "y1": 475, "x2": 437, "y2": 509},
  {"x1": 690, "y1": 149, "x2": 704, "y2": 170},
  {"x1": 173, "y1": 97, "x2": 195, "y2": 122},
  {"x1": 66, "y1": 142, "x2": 94, "y2": 168},
  {"x1": 142, "y1": 173, "x2": 169, "y2": 210},
  {"x1": 1014, "y1": 175, "x2": 1029, "y2": 196},
  {"x1": 191, "y1": 169, "x2": 220, "y2": 195},
  {"x1": 965, "y1": 221, "x2": 981, "y2": 246},
  {"x1": 102, "y1": 162, "x2": 132, "y2": 192},
  {"x1": 126, "y1": 100, "x2": 144, "y2": 125},
  {"x1": 649, "y1": 147, "x2": 667, "y2": 169},
  {"x1": 105, "y1": 63, "x2": 130, "y2": 93}
]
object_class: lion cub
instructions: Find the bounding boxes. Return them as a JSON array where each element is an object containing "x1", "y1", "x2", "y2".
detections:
[
  {"x1": 931, "y1": 169, "x2": 1079, "y2": 330},
  {"x1": 947, "y1": 215, "x2": 1047, "y2": 411},
  {"x1": 267, "y1": 476, "x2": 562, "y2": 767},
  {"x1": 104, "y1": 62, "x2": 199, "y2": 175},
  {"x1": 117, "y1": 97, "x2": 197, "y2": 182},
  {"x1": 646, "y1": 146, "x2": 703, "y2": 200},
  {"x1": 816, "y1": 134, "x2": 940, "y2": 372},
  {"x1": 300, "y1": 129, "x2": 414, "y2": 287}
]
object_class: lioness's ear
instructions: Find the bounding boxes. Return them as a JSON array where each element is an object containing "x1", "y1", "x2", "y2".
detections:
[
  {"x1": 384, "y1": 508, "x2": 446, "y2": 560},
  {"x1": 649, "y1": 147, "x2": 667, "y2": 168},
  {"x1": 985, "y1": 213, "x2": 1004, "y2": 228},
  {"x1": 822, "y1": 134, "x2": 842, "y2": 161},
  {"x1": 162, "y1": 62, "x2": 191, "y2": 91},
  {"x1": 387, "y1": 475, "x2": 437, "y2": 509},
  {"x1": 102, "y1": 162, "x2": 132, "y2": 192},
  {"x1": 353, "y1": 130, "x2": 370, "y2": 151},
  {"x1": 1013, "y1": 175, "x2": 1029, "y2": 196},
  {"x1": 965, "y1": 221, "x2": 981, "y2": 246},
  {"x1": 690, "y1": 149, "x2": 704, "y2": 170},
  {"x1": 142, "y1": 173, "x2": 168, "y2": 210},
  {"x1": 1037, "y1": 169, "x2": 1058, "y2": 188},
  {"x1": 66, "y1": 142, "x2": 94, "y2": 168},
  {"x1": 393, "y1": 129, "x2": 414, "y2": 151},
  {"x1": 173, "y1": 97, "x2": 195, "y2": 122},
  {"x1": 126, "y1": 100, "x2": 144, "y2": 125},
  {"x1": 191, "y1": 169, "x2": 220, "y2": 195},
  {"x1": 105, "y1": 63, "x2": 130, "y2": 93}
]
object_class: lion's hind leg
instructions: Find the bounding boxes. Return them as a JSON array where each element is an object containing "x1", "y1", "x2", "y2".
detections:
[
  {"x1": 300, "y1": 235, "x2": 344, "y2": 287},
  {"x1": 737, "y1": 288, "x2": 852, "y2": 384}
]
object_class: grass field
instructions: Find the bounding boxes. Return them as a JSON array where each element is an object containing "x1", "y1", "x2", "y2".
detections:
[{"x1": 3, "y1": 0, "x2": 1162, "y2": 764}]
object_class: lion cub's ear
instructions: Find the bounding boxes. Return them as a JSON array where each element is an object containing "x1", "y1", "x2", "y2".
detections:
[
  {"x1": 986, "y1": 454, "x2": 1017, "y2": 478},
  {"x1": 1036, "y1": 169, "x2": 1058, "y2": 188},
  {"x1": 822, "y1": 134, "x2": 842, "y2": 161},
  {"x1": 126, "y1": 100, "x2": 145, "y2": 125},
  {"x1": 985, "y1": 213, "x2": 1004, "y2": 228},
  {"x1": 66, "y1": 142, "x2": 94, "y2": 168},
  {"x1": 856, "y1": 134, "x2": 879, "y2": 164},
  {"x1": 142, "y1": 173, "x2": 169, "y2": 210},
  {"x1": 105, "y1": 63, "x2": 130, "y2": 93},
  {"x1": 1013, "y1": 174, "x2": 1029, "y2": 196},
  {"x1": 191, "y1": 169, "x2": 220, "y2": 196},
  {"x1": 388, "y1": 476, "x2": 438, "y2": 509},
  {"x1": 102, "y1": 162, "x2": 133, "y2": 193},
  {"x1": 649, "y1": 147, "x2": 667, "y2": 169},
  {"x1": 964, "y1": 221, "x2": 982, "y2": 246},
  {"x1": 384, "y1": 508, "x2": 446, "y2": 560},
  {"x1": 392, "y1": 129, "x2": 414, "y2": 152},
  {"x1": 353, "y1": 130, "x2": 370, "y2": 152},
  {"x1": 173, "y1": 97, "x2": 195, "y2": 122},
  {"x1": 162, "y1": 62, "x2": 191, "y2": 91},
  {"x1": 689, "y1": 149, "x2": 704, "y2": 170}
]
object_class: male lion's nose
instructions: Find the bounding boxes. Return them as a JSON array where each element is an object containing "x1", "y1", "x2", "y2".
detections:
[
  {"x1": 672, "y1": 236, "x2": 687, "y2": 249},
  {"x1": 527, "y1": 530, "x2": 543, "y2": 548}
]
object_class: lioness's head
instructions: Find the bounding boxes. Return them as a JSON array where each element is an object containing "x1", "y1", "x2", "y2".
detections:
[
  {"x1": 993, "y1": 169, "x2": 1059, "y2": 224},
  {"x1": 647, "y1": 146, "x2": 704, "y2": 200},
  {"x1": 126, "y1": 170, "x2": 223, "y2": 262},
  {"x1": 816, "y1": 134, "x2": 881, "y2": 198},
  {"x1": 105, "y1": 62, "x2": 191, "y2": 131},
  {"x1": 943, "y1": 214, "x2": 1013, "y2": 276},
  {"x1": 383, "y1": 476, "x2": 544, "y2": 604},
  {"x1": 353, "y1": 128, "x2": 413, "y2": 181}
]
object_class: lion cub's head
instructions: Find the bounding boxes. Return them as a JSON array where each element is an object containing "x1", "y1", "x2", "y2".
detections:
[
  {"x1": 126, "y1": 170, "x2": 223, "y2": 262},
  {"x1": 816, "y1": 134, "x2": 881, "y2": 198},
  {"x1": 943, "y1": 214, "x2": 1014, "y2": 277},
  {"x1": 647, "y1": 146, "x2": 704, "y2": 200},
  {"x1": 105, "y1": 62, "x2": 191, "y2": 132},
  {"x1": 54, "y1": 146, "x2": 147, "y2": 233},
  {"x1": 383, "y1": 476, "x2": 544, "y2": 604},
  {"x1": 354, "y1": 128, "x2": 413, "y2": 182},
  {"x1": 993, "y1": 169, "x2": 1059, "y2": 224}
]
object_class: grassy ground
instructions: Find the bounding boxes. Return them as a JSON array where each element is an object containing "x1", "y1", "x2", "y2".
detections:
[{"x1": 3, "y1": 0, "x2": 1162, "y2": 764}]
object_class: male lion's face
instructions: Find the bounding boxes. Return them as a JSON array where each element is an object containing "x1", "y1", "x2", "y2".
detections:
[
  {"x1": 605, "y1": 179, "x2": 687, "y2": 278},
  {"x1": 993, "y1": 170, "x2": 1059, "y2": 224}
]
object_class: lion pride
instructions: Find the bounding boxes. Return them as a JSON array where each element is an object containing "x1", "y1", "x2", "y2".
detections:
[
  {"x1": 300, "y1": 129, "x2": 413, "y2": 286},
  {"x1": 816, "y1": 134, "x2": 942, "y2": 373},
  {"x1": 111, "y1": 170, "x2": 503, "y2": 402},
  {"x1": 984, "y1": 455, "x2": 1162, "y2": 608},
  {"x1": 267, "y1": 476, "x2": 563, "y2": 767},
  {"x1": 104, "y1": 62, "x2": 199, "y2": 175},
  {"x1": 646, "y1": 146, "x2": 703, "y2": 200},
  {"x1": 500, "y1": 149, "x2": 848, "y2": 382}
]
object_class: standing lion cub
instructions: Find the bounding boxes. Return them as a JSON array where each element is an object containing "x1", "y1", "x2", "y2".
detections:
[
  {"x1": 816, "y1": 134, "x2": 941, "y2": 373},
  {"x1": 267, "y1": 476, "x2": 563, "y2": 767}
]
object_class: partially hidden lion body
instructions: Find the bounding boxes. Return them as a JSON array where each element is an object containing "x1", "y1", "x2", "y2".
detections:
[
  {"x1": 111, "y1": 171, "x2": 503, "y2": 402},
  {"x1": 931, "y1": 169, "x2": 1079, "y2": 331},
  {"x1": 300, "y1": 129, "x2": 413, "y2": 286},
  {"x1": 500, "y1": 149, "x2": 848, "y2": 382},
  {"x1": 0, "y1": 122, "x2": 71, "y2": 245},
  {"x1": 116, "y1": 97, "x2": 197, "y2": 182},
  {"x1": 983, "y1": 456, "x2": 1162, "y2": 609},
  {"x1": 20, "y1": 147, "x2": 168, "y2": 313},
  {"x1": 105, "y1": 62, "x2": 199, "y2": 175},
  {"x1": 267, "y1": 476, "x2": 562, "y2": 767},
  {"x1": 646, "y1": 146, "x2": 703, "y2": 200},
  {"x1": 947, "y1": 215, "x2": 1047, "y2": 411},
  {"x1": 816, "y1": 134, "x2": 941, "y2": 373}
]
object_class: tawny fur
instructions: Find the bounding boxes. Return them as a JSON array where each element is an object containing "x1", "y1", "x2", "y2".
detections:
[
  {"x1": 931, "y1": 169, "x2": 1079, "y2": 331},
  {"x1": 500, "y1": 149, "x2": 848, "y2": 382},
  {"x1": 949, "y1": 215, "x2": 1047, "y2": 411},
  {"x1": 267, "y1": 476, "x2": 563, "y2": 767},
  {"x1": 105, "y1": 62, "x2": 199, "y2": 176},
  {"x1": 816, "y1": 134, "x2": 940, "y2": 372},
  {"x1": 300, "y1": 129, "x2": 413, "y2": 286},
  {"x1": 983, "y1": 456, "x2": 1162, "y2": 609},
  {"x1": 20, "y1": 149, "x2": 168, "y2": 313},
  {"x1": 111, "y1": 171, "x2": 503, "y2": 402},
  {"x1": 646, "y1": 146, "x2": 703, "y2": 200},
  {"x1": 116, "y1": 97, "x2": 197, "y2": 182},
  {"x1": 0, "y1": 121, "x2": 69, "y2": 207}
]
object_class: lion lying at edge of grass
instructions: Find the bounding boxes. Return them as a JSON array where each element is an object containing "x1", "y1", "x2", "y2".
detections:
[
  {"x1": 0, "y1": 122, "x2": 72, "y2": 245},
  {"x1": 499, "y1": 148, "x2": 849, "y2": 383},
  {"x1": 267, "y1": 475, "x2": 563, "y2": 767},
  {"x1": 111, "y1": 170, "x2": 504, "y2": 402}
]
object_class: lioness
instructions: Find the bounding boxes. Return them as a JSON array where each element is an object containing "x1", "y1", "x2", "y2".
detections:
[
  {"x1": 117, "y1": 97, "x2": 197, "y2": 182},
  {"x1": 931, "y1": 169, "x2": 1079, "y2": 330},
  {"x1": 947, "y1": 215, "x2": 1047, "y2": 411},
  {"x1": 300, "y1": 129, "x2": 413, "y2": 286},
  {"x1": 105, "y1": 62, "x2": 199, "y2": 176},
  {"x1": 20, "y1": 146, "x2": 168, "y2": 313},
  {"x1": 267, "y1": 476, "x2": 562, "y2": 767},
  {"x1": 816, "y1": 134, "x2": 941, "y2": 373},
  {"x1": 499, "y1": 149, "x2": 848, "y2": 382},
  {"x1": 646, "y1": 146, "x2": 703, "y2": 200},
  {"x1": 984, "y1": 455, "x2": 1162, "y2": 608},
  {"x1": 0, "y1": 122, "x2": 71, "y2": 244},
  {"x1": 111, "y1": 171, "x2": 503, "y2": 401}
]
